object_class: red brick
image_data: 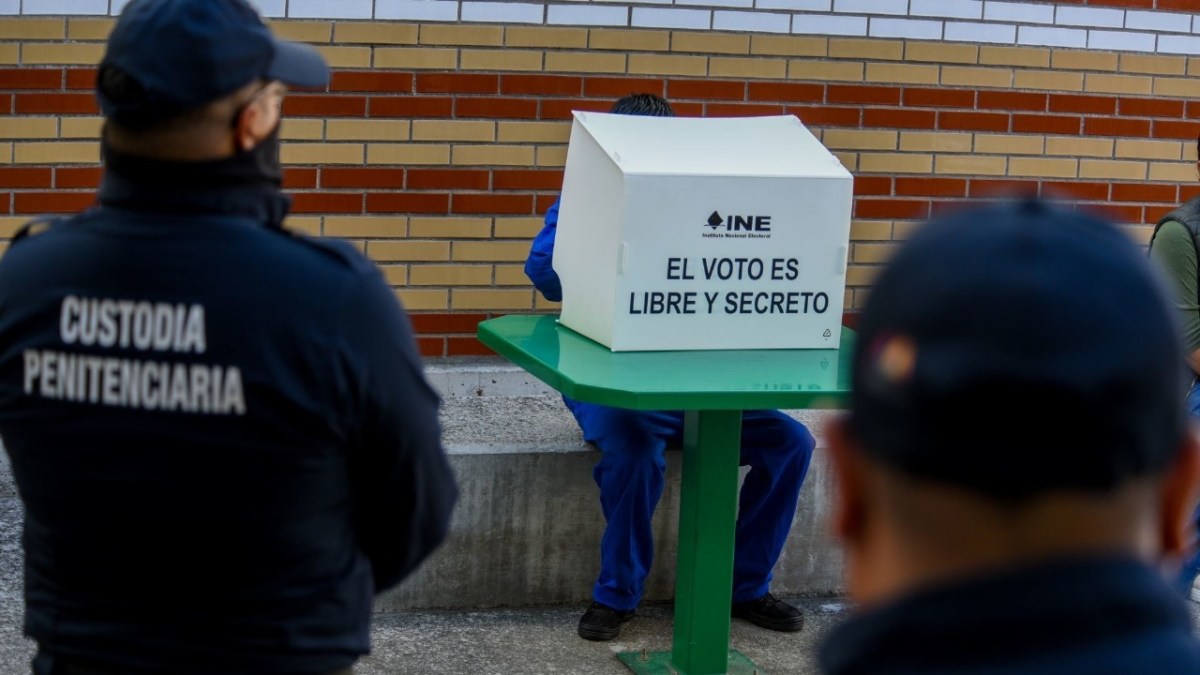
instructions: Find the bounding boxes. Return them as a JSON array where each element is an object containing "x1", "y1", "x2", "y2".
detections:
[
  {"x1": 0, "y1": 68, "x2": 61, "y2": 89},
  {"x1": 747, "y1": 82, "x2": 823, "y2": 103},
  {"x1": 827, "y1": 85, "x2": 901, "y2": 106},
  {"x1": 1012, "y1": 114, "x2": 1081, "y2": 135},
  {"x1": 1121, "y1": 97, "x2": 1184, "y2": 118},
  {"x1": 705, "y1": 103, "x2": 784, "y2": 117},
  {"x1": 855, "y1": 199, "x2": 930, "y2": 219},
  {"x1": 1111, "y1": 183, "x2": 1177, "y2": 203},
  {"x1": 1152, "y1": 120, "x2": 1200, "y2": 140},
  {"x1": 862, "y1": 108, "x2": 935, "y2": 129},
  {"x1": 1146, "y1": 204, "x2": 1176, "y2": 223},
  {"x1": 456, "y1": 97, "x2": 538, "y2": 119},
  {"x1": 371, "y1": 96, "x2": 453, "y2": 118},
  {"x1": 14, "y1": 191, "x2": 95, "y2": 213},
  {"x1": 669, "y1": 79, "x2": 744, "y2": 101},
  {"x1": 1083, "y1": 117, "x2": 1150, "y2": 137},
  {"x1": 15, "y1": 93, "x2": 97, "y2": 114},
  {"x1": 416, "y1": 73, "x2": 498, "y2": 94},
  {"x1": 1041, "y1": 181, "x2": 1109, "y2": 201},
  {"x1": 672, "y1": 102, "x2": 703, "y2": 117},
  {"x1": 901, "y1": 88, "x2": 974, "y2": 108},
  {"x1": 411, "y1": 313, "x2": 488, "y2": 333},
  {"x1": 407, "y1": 169, "x2": 489, "y2": 190},
  {"x1": 366, "y1": 192, "x2": 450, "y2": 214},
  {"x1": 938, "y1": 111, "x2": 1009, "y2": 132},
  {"x1": 331, "y1": 72, "x2": 413, "y2": 93},
  {"x1": 65, "y1": 68, "x2": 97, "y2": 90},
  {"x1": 0, "y1": 168, "x2": 51, "y2": 188},
  {"x1": 453, "y1": 193, "x2": 533, "y2": 215},
  {"x1": 283, "y1": 95, "x2": 365, "y2": 117},
  {"x1": 1049, "y1": 94, "x2": 1116, "y2": 115},
  {"x1": 968, "y1": 179, "x2": 1038, "y2": 199},
  {"x1": 584, "y1": 77, "x2": 665, "y2": 98},
  {"x1": 853, "y1": 176, "x2": 891, "y2": 196},
  {"x1": 494, "y1": 169, "x2": 564, "y2": 191},
  {"x1": 978, "y1": 91, "x2": 1047, "y2": 112},
  {"x1": 929, "y1": 199, "x2": 975, "y2": 218},
  {"x1": 540, "y1": 98, "x2": 614, "y2": 120},
  {"x1": 1081, "y1": 202, "x2": 1143, "y2": 224},
  {"x1": 448, "y1": 336, "x2": 496, "y2": 356},
  {"x1": 790, "y1": 105, "x2": 860, "y2": 127},
  {"x1": 416, "y1": 336, "x2": 445, "y2": 357},
  {"x1": 290, "y1": 193, "x2": 363, "y2": 214},
  {"x1": 1186, "y1": 101, "x2": 1200, "y2": 119},
  {"x1": 1091, "y1": 0, "x2": 1149, "y2": 6},
  {"x1": 322, "y1": 168, "x2": 406, "y2": 189},
  {"x1": 56, "y1": 167, "x2": 102, "y2": 189},
  {"x1": 1159, "y1": 0, "x2": 1199, "y2": 10},
  {"x1": 535, "y1": 194, "x2": 557, "y2": 213},
  {"x1": 502, "y1": 75, "x2": 583, "y2": 96},
  {"x1": 0, "y1": 95, "x2": 12, "y2": 114},
  {"x1": 283, "y1": 168, "x2": 318, "y2": 189},
  {"x1": 1182, "y1": 185, "x2": 1200, "y2": 202},
  {"x1": 895, "y1": 177, "x2": 967, "y2": 197}
]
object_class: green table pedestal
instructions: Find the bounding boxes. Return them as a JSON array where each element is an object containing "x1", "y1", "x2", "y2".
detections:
[{"x1": 619, "y1": 409, "x2": 760, "y2": 675}]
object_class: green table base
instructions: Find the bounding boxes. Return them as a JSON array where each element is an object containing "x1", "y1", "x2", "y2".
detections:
[{"x1": 617, "y1": 649, "x2": 764, "y2": 675}]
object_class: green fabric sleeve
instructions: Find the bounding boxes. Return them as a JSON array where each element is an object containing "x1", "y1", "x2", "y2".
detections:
[{"x1": 1150, "y1": 219, "x2": 1200, "y2": 354}]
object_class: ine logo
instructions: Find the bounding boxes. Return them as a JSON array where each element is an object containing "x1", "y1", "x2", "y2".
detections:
[{"x1": 703, "y1": 211, "x2": 773, "y2": 238}]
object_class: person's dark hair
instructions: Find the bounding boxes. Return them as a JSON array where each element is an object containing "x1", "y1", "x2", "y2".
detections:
[{"x1": 610, "y1": 93, "x2": 674, "y2": 117}]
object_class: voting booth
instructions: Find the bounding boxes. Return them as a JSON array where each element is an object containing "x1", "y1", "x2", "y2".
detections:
[{"x1": 553, "y1": 113, "x2": 854, "y2": 352}]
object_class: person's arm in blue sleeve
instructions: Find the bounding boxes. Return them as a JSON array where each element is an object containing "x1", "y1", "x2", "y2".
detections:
[
  {"x1": 525, "y1": 197, "x2": 562, "y2": 302},
  {"x1": 337, "y1": 267, "x2": 458, "y2": 591}
]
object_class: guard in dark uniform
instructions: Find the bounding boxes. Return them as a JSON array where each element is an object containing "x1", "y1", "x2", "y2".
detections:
[
  {"x1": 0, "y1": 1, "x2": 457, "y2": 673},
  {"x1": 819, "y1": 200, "x2": 1200, "y2": 675}
]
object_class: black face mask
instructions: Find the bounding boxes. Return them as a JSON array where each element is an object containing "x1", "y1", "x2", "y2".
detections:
[
  {"x1": 230, "y1": 121, "x2": 283, "y2": 187},
  {"x1": 98, "y1": 121, "x2": 292, "y2": 228},
  {"x1": 101, "y1": 121, "x2": 282, "y2": 190}
]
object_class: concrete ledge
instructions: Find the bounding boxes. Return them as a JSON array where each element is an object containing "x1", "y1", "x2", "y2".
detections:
[{"x1": 378, "y1": 358, "x2": 843, "y2": 611}]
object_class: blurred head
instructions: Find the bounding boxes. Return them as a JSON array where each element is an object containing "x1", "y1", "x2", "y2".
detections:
[
  {"x1": 97, "y1": 0, "x2": 329, "y2": 160},
  {"x1": 609, "y1": 93, "x2": 674, "y2": 117},
  {"x1": 826, "y1": 198, "x2": 1200, "y2": 604}
]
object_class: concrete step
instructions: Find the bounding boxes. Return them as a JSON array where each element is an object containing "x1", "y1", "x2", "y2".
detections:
[{"x1": 379, "y1": 358, "x2": 843, "y2": 611}]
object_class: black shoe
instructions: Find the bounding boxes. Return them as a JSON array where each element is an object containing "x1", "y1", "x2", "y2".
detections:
[
  {"x1": 578, "y1": 601, "x2": 636, "y2": 641},
  {"x1": 731, "y1": 592, "x2": 804, "y2": 632}
]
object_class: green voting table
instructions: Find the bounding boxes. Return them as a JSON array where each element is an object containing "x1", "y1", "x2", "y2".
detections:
[{"x1": 477, "y1": 314, "x2": 854, "y2": 675}]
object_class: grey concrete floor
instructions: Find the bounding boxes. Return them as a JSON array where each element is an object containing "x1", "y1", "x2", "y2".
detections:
[{"x1": 0, "y1": 487, "x2": 1193, "y2": 673}]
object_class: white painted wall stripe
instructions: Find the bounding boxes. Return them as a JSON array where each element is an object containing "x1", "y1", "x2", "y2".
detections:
[
  {"x1": 4, "y1": 0, "x2": 1200, "y2": 57},
  {"x1": 461, "y1": 1, "x2": 544, "y2": 23}
]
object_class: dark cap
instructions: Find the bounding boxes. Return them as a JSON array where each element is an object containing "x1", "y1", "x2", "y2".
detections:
[
  {"x1": 97, "y1": 0, "x2": 329, "y2": 124},
  {"x1": 849, "y1": 199, "x2": 1188, "y2": 500}
]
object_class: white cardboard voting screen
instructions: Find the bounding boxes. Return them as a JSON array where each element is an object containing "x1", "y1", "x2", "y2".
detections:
[{"x1": 554, "y1": 112, "x2": 854, "y2": 352}]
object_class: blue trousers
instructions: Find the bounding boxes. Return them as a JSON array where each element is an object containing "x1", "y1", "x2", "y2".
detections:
[
  {"x1": 565, "y1": 399, "x2": 815, "y2": 612},
  {"x1": 1180, "y1": 382, "x2": 1200, "y2": 595}
]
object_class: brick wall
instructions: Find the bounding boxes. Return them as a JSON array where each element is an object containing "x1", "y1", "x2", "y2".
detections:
[{"x1": 2, "y1": 3, "x2": 1200, "y2": 355}]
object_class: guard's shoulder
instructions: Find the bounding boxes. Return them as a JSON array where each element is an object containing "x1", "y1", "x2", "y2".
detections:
[
  {"x1": 10, "y1": 215, "x2": 70, "y2": 245},
  {"x1": 267, "y1": 226, "x2": 375, "y2": 274}
]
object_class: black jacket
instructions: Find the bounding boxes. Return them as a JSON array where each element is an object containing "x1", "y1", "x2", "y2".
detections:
[
  {"x1": 820, "y1": 556, "x2": 1200, "y2": 675},
  {"x1": 0, "y1": 153, "x2": 457, "y2": 674}
]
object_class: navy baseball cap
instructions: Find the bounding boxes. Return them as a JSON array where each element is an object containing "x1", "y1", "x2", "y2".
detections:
[
  {"x1": 848, "y1": 199, "x2": 1189, "y2": 500},
  {"x1": 98, "y1": 0, "x2": 328, "y2": 123}
]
